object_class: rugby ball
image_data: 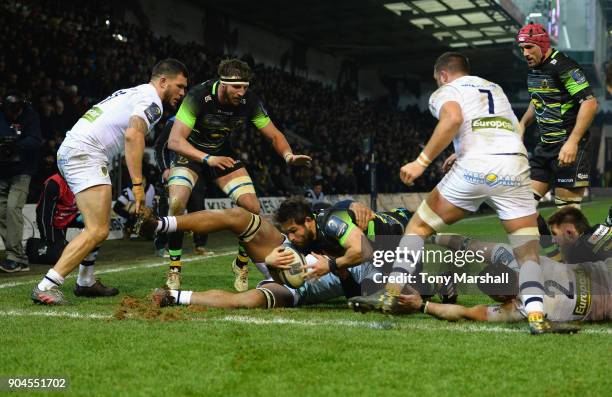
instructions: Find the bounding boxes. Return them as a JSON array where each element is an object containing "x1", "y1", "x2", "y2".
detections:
[{"x1": 275, "y1": 244, "x2": 308, "y2": 289}]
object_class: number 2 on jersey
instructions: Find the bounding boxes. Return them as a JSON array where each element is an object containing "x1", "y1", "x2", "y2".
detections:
[{"x1": 478, "y1": 89, "x2": 494, "y2": 114}]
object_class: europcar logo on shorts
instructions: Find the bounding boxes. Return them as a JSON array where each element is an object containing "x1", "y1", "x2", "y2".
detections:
[
  {"x1": 463, "y1": 171, "x2": 520, "y2": 187},
  {"x1": 471, "y1": 117, "x2": 514, "y2": 132}
]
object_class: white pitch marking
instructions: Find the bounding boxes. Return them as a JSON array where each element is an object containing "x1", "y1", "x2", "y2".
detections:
[
  {"x1": 0, "y1": 251, "x2": 234, "y2": 290},
  {"x1": 0, "y1": 310, "x2": 610, "y2": 334}
]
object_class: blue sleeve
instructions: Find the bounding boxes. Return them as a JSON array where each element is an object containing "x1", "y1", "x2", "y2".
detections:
[{"x1": 332, "y1": 199, "x2": 354, "y2": 210}]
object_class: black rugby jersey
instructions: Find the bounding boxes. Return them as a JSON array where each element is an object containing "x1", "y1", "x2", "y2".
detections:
[
  {"x1": 527, "y1": 49, "x2": 594, "y2": 144},
  {"x1": 175, "y1": 80, "x2": 270, "y2": 153}
]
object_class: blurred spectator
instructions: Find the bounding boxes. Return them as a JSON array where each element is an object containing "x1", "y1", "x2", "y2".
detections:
[{"x1": 0, "y1": 92, "x2": 42, "y2": 272}]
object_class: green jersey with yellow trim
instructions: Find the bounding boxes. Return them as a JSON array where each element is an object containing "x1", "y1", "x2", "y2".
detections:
[
  {"x1": 527, "y1": 49, "x2": 594, "y2": 144},
  {"x1": 175, "y1": 79, "x2": 271, "y2": 153},
  {"x1": 309, "y1": 208, "x2": 411, "y2": 257}
]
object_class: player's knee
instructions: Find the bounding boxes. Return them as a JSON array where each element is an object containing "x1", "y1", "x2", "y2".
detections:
[
  {"x1": 237, "y1": 194, "x2": 260, "y2": 214},
  {"x1": 168, "y1": 195, "x2": 187, "y2": 215},
  {"x1": 554, "y1": 194, "x2": 582, "y2": 209},
  {"x1": 232, "y1": 289, "x2": 267, "y2": 308},
  {"x1": 88, "y1": 225, "x2": 110, "y2": 242}
]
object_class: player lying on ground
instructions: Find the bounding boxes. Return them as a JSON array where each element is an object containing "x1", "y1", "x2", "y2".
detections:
[
  {"x1": 141, "y1": 201, "x2": 379, "y2": 309},
  {"x1": 400, "y1": 235, "x2": 611, "y2": 323}
]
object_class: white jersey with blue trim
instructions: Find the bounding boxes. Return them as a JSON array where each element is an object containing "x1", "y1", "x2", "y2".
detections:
[
  {"x1": 64, "y1": 84, "x2": 163, "y2": 160},
  {"x1": 428, "y1": 75, "x2": 526, "y2": 163}
]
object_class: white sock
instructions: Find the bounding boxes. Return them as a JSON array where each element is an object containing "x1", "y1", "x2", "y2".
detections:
[
  {"x1": 77, "y1": 264, "x2": 96, "y2": 287},
  {"x1": 170, "y1": 289, "x2": 193, "y2": 305},
  {"x1": 519, "y1": 260, "x2": 545, "y2": 314},
  {"x1": 156, "y1": 216, "x2": 178, "y2": 233},
  {"x1": 37, "y1": 269, "x2": 65, "y2": 291},
  {"x1": 254, "y1": 262, "x2": 272, "y2": 279},
  {"x1": 389, "y1": 234, "x2": 424, "y2": 279}
]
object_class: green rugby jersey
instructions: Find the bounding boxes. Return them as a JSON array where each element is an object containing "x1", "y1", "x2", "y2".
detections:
[
  {"x1": 308, "y1": 208, "x2": 412, "y2": 257},
  {"x1": 175, "y1": 79, "x2": 271, "y2": 153},
  {"x1": 527, "y1": 49, "x2": 594, "y2": 144}
]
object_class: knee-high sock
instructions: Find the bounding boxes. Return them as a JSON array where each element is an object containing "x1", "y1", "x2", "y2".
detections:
[
  {"x1": 77, "y1": 246, "x2": 100, "y2": 287},
  {"x1": 519, "y1": 260, "x2": 545, "y2": 314}
]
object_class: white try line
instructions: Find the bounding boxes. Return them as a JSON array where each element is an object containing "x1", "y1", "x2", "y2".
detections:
[
  {"x1": 1, "y1": 309, "x2": 609, "y2": 335},
  {"x1": 0, "y1": 251, "x2": 234, "y2": 290}
]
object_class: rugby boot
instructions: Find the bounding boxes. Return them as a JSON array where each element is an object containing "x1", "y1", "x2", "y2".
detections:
[
  {"x1": 348, "y1": 289, "x2": 401, "y2": 314},
  {"x1": 166, "y1": 268, "x2": 182, "y2": 290},
  {"x1": 31, "y1": 287, "x2": 66, "y2": 305},
  {"x1": 74, "y1": 279, "x2": 119, "y2": 297},
  {"x1": 136, "y1": 206, "x2": 158, "y2": 239},
  {"x1": 232, "y1": 259, "x2": 249, "y2": 292},
  {"x1": 151, "y1": 288, "x2": 176, "y2": 308},
  {"x1": 528, "y1": 312, "x2": 580, "y2": 335}
]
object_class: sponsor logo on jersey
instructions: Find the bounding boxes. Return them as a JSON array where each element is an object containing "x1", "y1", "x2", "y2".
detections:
[
  {"x1": 541, "y1": 79, "x2": 549, "y2": 89},
  {"x1": 530, "y1": 92, "x2": 546, "y2": 116},
  {"x1": 100, "y1": 166, "x2": 108, "y2": 177},
  {"x1": 587, "y1": 225, "x2": 610, "y2": 245},
  {"x1": 570, "y1": 69, "x2": 586, "y2": 85},
  {"x1": 577, "y1": 173, "x2": 589, "y2": 179},
  {"x1": 471, "y1": 117, "x2": 515, "y2": 132},
  {"x1": 550, "y1": 59, "x2": 557, "y2": 65},
  {"x1": 144, "y1": 102, "x2": 162, "y2": 124},
  {"x1": 557, "y1": 178, "x2": 574, "y2": 183},
  {"x1": 572, "y1": 267, "x2": 591, "y2": 317},
  {"x1": 463, "y1": 171, "x2": 521, "y2": 187},
  {"x1": 204, "y1": 95, "x2": 212, "y2": 102},
  {"x1": 326, "y1": 216, "x2": 348, "y2": 239}
]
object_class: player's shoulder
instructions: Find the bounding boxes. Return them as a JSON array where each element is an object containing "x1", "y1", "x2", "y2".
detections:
[
  {"x1": 583, "y1": 224, "x2": 611, "y2": 246},
  {"x1": 547, "y1": 50, "x2": 580, "y2": 72},
  {"x1": 318, "y1": 209, "x2": 353, "y2": 239}
]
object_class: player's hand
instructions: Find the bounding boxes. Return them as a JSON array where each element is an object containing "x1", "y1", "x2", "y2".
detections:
[
  {"x1": 349, "y1": 202, "x2": 375, "y2": 230},
  {"x1": 305, "y1": 253, "x2": 330, "y2": 281},
  {"x1": 161, "y1": 169, "x2": 170, "y2": 182},
  {"x1": 442, "y1": 153, "x2": 456, "y2": 173},
  {"x1": 264, "y1": 246, "x2": 293, "y2": 270},
  {"x1": 558, "y1": 141, "x2": 578, "y2": 167},
  {"x1": 286, "y1": 154, "x2": 312, "y2": 167},
  {"x1": 207, "y1": 155, "x2": 236, "y2": 170},
  {"x1": 400, "y1": 161, "x2": 426, "y2": 186},
  {"x1": 132, "y1": 184, "x2": 145, "y2": 214},
  {"x1": 398, "y1": 293, "x2": 423, "y2": 312}
]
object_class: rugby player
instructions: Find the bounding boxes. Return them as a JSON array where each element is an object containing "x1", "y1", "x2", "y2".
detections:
[
  {"x1": 516, "y1": 24, "x2": 598, "y2": 210},
  {"x1": 402, "y1": 239, "x2": 610, "y2": 324},
  {"x1": 31, "y1": 59, "x2": 188, "y2": 305},
  {"x1": 349, "y1": 52, "x2": 568, "y2": 334},
  {"x1": 606, "y1": 61, "x2": 612, "y2": 95},
  {"x1": 140, "y1": 201, "x2": 377, "y2": 309},
  {"x1": 164, "y1": 58, "x2": 311, "y2": 292}
]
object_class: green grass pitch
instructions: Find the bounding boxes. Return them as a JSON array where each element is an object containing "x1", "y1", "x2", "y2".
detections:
[{"x1": 0, "y1": 200, "x2": 610, "y2": 396}]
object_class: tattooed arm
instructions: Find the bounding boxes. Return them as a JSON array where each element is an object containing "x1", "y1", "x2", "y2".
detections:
[{"x1": 124, "y1": 115, "x2": 147, "y2": 184}]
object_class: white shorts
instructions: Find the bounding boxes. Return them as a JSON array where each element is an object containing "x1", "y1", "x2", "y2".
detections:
[
  {"x1": 437, "y1": 156, "x2": 536, "y2": 220},
  {"x1": 57, "y1": 142, "x2": 111, "y2": 195}
]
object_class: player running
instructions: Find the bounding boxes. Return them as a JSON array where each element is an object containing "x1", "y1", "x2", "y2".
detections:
[
  {"x1": 31, "y1": 59, "x2": 188, "y2": 305},
  {"x1": 164, "y1": 58, "x2": 311, "y2": 292},
  {"x1": 349, "y1": 52, "x2": 574, "y2": 334}
]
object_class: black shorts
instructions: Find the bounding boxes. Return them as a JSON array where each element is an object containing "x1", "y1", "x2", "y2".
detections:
[
  {"x1": 529, "y1": 139, "x2": 591, "y2": 188},
  {"x1": 170, "y1": 144, "x2": 245, "y2": 181}
]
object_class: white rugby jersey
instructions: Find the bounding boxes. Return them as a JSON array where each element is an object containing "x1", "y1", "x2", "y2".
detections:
[
  {"x1": 428, "y1": 75, "x2": 526, "y2": 160},
  {"x1": 64, "y1": 84, "x2": 163, "y2": 160},
  {"x1": 518, "y1": 258, "x2": 593, "y2": 322}
]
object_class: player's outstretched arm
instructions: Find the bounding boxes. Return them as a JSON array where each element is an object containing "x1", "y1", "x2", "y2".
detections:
[
  {"x1": 398, "y1": 293, "x2": 489, "y2": 321},
  {"x1": 259, "y1": 121, "x2": 312, "y2": 166}
]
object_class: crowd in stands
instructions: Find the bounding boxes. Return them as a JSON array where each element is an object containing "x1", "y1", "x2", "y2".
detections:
[{"x1": 10, "y1": 0, "x2": 607, "y2": 203}]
